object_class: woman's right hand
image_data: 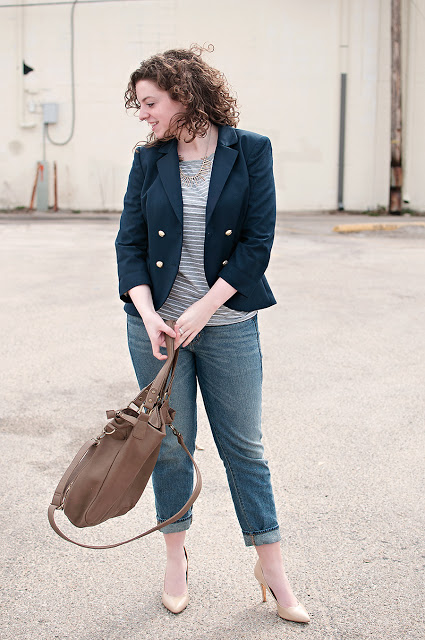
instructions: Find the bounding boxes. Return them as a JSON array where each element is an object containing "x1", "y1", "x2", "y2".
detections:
[
  {"x1": 142, "y1": 311, "x2": 177, "y2": 360},
  {"x1": 128, "y1": 285, "x2": 176, "y2": 360}
]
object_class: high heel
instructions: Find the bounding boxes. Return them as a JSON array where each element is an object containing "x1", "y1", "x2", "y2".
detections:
[
  {"x1": 162, "y1": 547, "x2": 189, "y2": 614},
  {"x1": 254, "y1": 559, "x2": 310, "y2": 623}
]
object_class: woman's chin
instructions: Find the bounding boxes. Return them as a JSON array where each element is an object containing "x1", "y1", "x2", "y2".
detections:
[{"x1": 152, "y1": 127, "x2": 163, "y2": 138}]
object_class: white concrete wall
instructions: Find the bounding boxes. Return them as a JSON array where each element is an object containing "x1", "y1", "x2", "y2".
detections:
[
  {"x1": 344, "y1": 0, "x2": 391, "y2": 211},
  {"x1": 0, "y1": 0, "x2": 423, "y2": 211}
]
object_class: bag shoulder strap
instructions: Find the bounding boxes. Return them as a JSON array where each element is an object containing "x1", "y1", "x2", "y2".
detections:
[{"x1": 48, "y1": 428, "x2": 201, "y2": 549}]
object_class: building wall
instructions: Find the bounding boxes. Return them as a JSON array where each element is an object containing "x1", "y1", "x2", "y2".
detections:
[
  {"x1": 344, "y1": 0, "x2": 391, "y2": 211},
  {"x1": 0, "y1": 0, "x2": 424, "y2": 211},
  {"x1": 403, "y1": 0, "x2": 425, "y2": 210}
]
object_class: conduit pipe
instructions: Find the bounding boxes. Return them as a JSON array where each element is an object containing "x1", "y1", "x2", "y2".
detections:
[
  {"x1": 17, "y1": 0, "x2": 36, "y2": 128},
  {"x1": 337, "y1": 0, "x2": 349, "y2": 210}
]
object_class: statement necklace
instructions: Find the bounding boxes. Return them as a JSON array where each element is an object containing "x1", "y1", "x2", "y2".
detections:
[{"x1": 179, "y1": 126, "x2": 213, "y2": 188}]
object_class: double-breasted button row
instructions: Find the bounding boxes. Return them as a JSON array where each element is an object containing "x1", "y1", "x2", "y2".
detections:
[
  {"x1": 156, "y1": 231, "x2": 165, "y2": 267},
  {"x1": 222, "y1": 231, "x2": 232, "y2": 265},
  {"x1": 156, "y1": 230, "x2": 230, "y2": 269}
]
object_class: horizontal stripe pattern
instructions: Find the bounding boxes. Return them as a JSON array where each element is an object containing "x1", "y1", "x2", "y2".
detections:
[{"x1": 158, "y1": 153, "x2": 256, "y2": 326}]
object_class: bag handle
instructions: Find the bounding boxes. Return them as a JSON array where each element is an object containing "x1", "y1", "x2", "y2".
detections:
[
  {"x1": 47, "y1": 428, "x2": 201, "y2": 549},
  {"x1": 141, "y1": 321, "x2": 179, "y2": 411}
]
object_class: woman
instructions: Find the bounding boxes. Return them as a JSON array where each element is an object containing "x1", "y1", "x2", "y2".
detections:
[{"x1": 115, "y1": 45, "x2": 309, "y2": 623}]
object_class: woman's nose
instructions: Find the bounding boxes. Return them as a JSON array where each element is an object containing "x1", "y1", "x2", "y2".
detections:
[{"x1": 139, "y1": 108, "x2": 147, "y2": 121}]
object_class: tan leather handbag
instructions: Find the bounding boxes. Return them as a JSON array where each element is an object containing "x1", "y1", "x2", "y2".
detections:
[{"x1": 48, "y1": 324, "x2": 202, "y2": 549}]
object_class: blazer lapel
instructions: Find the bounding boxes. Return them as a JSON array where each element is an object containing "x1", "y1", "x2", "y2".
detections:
[
  {"x1": 206, "y1": 126, "x2": 238, "y2": 226},
  {"x1": 156, "y1": 141, "x2": 183, "y2": 225}
]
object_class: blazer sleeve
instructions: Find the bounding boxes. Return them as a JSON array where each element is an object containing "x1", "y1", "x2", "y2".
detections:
[
  {"x1": 115, "y1": 150, "x2": 152, "y2": 301},
  {"x1": 219, "y1": 136, "x2": 276, "y2": 297}
]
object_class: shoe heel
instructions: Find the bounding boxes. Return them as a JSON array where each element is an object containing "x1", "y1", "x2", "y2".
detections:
[{"x1": 254, "y1": 558, "x2": 310, "y2": 623}]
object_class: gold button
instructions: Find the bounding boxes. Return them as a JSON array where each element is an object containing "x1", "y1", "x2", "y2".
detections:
[
  {"x1": 225, "y1": 229, "x2": 232, "y2": 236},
  {"x1": 158, "y1": 230, "x2": 165, "y2": 237},
  {"x1": 222, "y1": 260, "x2": 228, "y2": 265},
  {"x1": 156, "y1": 261, "x2": 163, "y2": 268}
]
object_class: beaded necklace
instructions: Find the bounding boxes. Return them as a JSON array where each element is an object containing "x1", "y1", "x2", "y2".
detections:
[{"x1": 179, "y1": 125, "x2": 213, "y2": 188}]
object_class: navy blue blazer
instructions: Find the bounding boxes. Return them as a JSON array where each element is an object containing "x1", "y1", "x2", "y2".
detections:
[{"x1": 115, "y1": 124, "x2": 277, "y2": 317}]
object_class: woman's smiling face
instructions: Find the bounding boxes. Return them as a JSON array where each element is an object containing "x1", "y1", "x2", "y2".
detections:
[{"x1": 136, "y1": 79, "x2": 186, "y2": 139}]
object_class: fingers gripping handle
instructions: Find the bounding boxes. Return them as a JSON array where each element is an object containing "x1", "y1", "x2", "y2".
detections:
[
  {"x1": 164, "y1": 319, "x2": 176, "y2": 359},
  {"x1": 144, "y1": 320, "x2": 179, "y2": 411}
]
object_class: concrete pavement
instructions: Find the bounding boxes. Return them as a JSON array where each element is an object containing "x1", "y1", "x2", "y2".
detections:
[{"x1": 0, "y1": 211, "x2": 424, "y2": 640}]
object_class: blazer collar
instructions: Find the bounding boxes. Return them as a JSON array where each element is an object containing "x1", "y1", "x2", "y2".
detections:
[
  {"x1": 216, "y1": 124, "x2": 238, "y2": 147},
  {"x1": 156, "y1": 125, "x2": 239, "y2": 225},
  {"x1": 156, "y1": 124, "x2": 238, "y2": 154}
]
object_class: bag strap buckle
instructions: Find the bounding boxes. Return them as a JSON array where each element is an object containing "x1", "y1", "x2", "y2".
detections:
[{"x1": 169, "y1": 424, "x2": 182, "y2": 438}]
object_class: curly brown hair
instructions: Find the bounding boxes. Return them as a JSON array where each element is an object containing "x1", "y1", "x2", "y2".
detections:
[{"x1": 124, "y1": 44, "x2": 240, "y2": 146}]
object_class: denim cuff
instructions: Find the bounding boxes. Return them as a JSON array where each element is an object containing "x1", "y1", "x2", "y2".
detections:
[
  {"x1": 157, "y1": 514, "x2": 192, "y2": 535},
  {"x1": 242, "y1": 526, "x2": 281, "y2": 547}
]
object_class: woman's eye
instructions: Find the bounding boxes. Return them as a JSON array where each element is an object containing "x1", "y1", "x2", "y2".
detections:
[{"x1": 146, "y1": 103, "x2": 154, "y2": 107}]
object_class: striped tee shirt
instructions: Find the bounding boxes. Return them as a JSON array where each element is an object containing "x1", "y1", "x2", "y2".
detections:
[{"x1": 158, "y1": 153, "x2": 257, "y2": 326}]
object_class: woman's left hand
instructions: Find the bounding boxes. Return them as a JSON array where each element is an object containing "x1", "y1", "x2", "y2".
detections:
[
  {"x1": 175, "y1": 278, "x2": 237, "y2": 348},
  {"x1": 174, "y1": 298, "x2": 216, "y2": 348}
]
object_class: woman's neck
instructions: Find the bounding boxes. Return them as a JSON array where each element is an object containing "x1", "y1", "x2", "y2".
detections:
[{"x1": 177, "y1": 123, "x2": 218, "y2": 161}]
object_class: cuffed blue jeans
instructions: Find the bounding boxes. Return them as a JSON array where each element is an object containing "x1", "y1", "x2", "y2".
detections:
[{"x1": 126, "y1": 314, "x2": 281, "y2": 547}]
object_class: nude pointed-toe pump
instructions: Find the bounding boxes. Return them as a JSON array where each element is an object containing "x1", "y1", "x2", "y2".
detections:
[
  {"x1": 161, "y1": 548, "x2": 189, "y2": 614},
  {"x1": 254, "y1": 559, "x2": 310, "y2": 623}
]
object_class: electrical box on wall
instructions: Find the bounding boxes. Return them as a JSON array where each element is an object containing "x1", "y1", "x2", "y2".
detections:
[{"x1": 42, "y1": 103, "x2": 58, "y2": 124}]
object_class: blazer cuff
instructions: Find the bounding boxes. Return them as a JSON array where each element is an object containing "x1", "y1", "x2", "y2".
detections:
[
  {"x1": 219, "y1": 264, "x2": 262, "y2": 298},
  {"x1": 119, "y1": 271, "x2": 152, "y2": 302}
]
